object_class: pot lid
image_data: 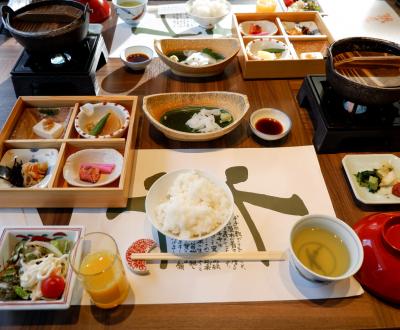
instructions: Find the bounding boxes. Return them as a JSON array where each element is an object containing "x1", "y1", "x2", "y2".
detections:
[{"x1": 353, "y1": 212, "x2": 400, "y2": 304}]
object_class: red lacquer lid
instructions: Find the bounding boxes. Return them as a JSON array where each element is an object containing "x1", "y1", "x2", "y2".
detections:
[{"x1": 353, "y1": 212, "x2": 400, "y2": 304}]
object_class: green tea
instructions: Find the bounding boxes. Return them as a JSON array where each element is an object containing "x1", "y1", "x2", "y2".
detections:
[
  {"x1": 118, "y1": 1, "x2": 141, "y2": 7},
  {"x1": 292, "y1": 226, "x2": 350, "y2": 277}
]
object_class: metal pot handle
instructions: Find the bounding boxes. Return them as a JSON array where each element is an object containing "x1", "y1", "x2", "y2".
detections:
[{"x1": 1, "y1": 5, "x2": 15, "y2": 22}]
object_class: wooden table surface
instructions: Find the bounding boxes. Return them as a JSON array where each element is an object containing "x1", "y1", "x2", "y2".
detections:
[{"x1": 0, "y1": 2, "x2": 399, "y2": 329}]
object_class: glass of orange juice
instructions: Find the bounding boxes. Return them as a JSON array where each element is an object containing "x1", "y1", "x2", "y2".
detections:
[
  {"x1": 69, "y1": 232, "x2": 130, "y2": 309},
  {"x1": 256, "y1": 0, "x2": 277, "y2": 12}
]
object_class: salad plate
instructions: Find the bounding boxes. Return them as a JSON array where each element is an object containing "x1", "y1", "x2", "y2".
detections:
[
  {"x1": 0, "y1": 149, "x2": 59, "y2": 189},
  {"x1": 0, "y1": 226, "x2": 84, "y2": 310},
  {"x1": 342, "y1": 154, "x2": 400, "y2": 205}
]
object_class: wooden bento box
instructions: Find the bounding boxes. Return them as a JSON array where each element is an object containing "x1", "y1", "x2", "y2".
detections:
[
  {"x1": 0, "y1": 96, "x2": 137, "y2": 208},
  {"x1": 233, "y1": 12, "x2": 335, "y2": 78}
]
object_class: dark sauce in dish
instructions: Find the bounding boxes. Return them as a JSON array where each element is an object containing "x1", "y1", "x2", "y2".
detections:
[
  {"x1": 255, "y1": 117, "x2": 283, "y2": 135},
  {"x1": 126, "y1": 53, "x2": 149, "y2": 63}
]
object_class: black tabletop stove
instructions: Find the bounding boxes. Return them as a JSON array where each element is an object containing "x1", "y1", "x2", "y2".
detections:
[
  {"x1": 297, "y1": 75, "x2": 400, "y2": 153},
  {"x1": 11, "y1": 33, "x2": 107, "y2": 97}
]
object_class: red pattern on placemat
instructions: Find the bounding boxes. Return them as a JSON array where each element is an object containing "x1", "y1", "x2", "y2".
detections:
[{"x1": 125, "y1": 239, "x2": 157, "y2": 274}]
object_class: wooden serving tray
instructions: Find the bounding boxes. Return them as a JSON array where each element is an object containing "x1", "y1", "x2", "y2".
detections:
[
  {"x1": 233, "y1": 12, "x2": 335, "y2": 78},
  {"x1": 0, "y1": 96, "x2": 138, "y2": 208}
]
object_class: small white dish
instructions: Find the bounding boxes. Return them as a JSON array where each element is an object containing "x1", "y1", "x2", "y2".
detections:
[
  {"x1": 186, "y1": 0, "x2": 231, "y2": 29},
  {"x1": 239, "y1": 20, "x2": 278, "y2": 36},
  {"x1": 75, "y1": 102, "x2": 130, "y2": 139},
  {"x1": 250, "y1": 108, "x2": 291, "y2": 141},
  {"x1": 246, "y1": 38, "x2": 291, "y2": 61},
  {"x1": 63, "y1": 149, "x2": 123, "y2": 187},
  {"x1": 145, "y1": 169, "x2": 234, "y2": 241},
  {"x1": 289, "y1": 214, "x2": 363, "y2": 282},
  {"x1": 120, "y1": 45, "x2": 153, "y2": 71},
  {"x1": 0, "y1": 148, "x2": 58, "y2": 188},
  {"x1": 0, "y1": 226, "x2": 84, "y2": 310},
  {"x1": 342, "y1": 154, "x2": 400, "y2": 205}
]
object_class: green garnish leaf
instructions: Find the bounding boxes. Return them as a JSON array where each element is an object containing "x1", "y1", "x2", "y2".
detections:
[
  {"x1": 89, "y1": 113, "x2": 110, "y2": 136},
  {"x1": 355, "y1": 170, "x2": 381, "y2": 193},
  {"x1": 14, "y1": 286, "x2": 30, "y2": 300},
  {"x1": 262, "y1": 48, "x2": 285, "y2": 53},
  {"x1": 50, "y1": 239, "x2": 70, "y2": 254},
  {"x1": 202, "y1": 48, "x2": 225, "y2": 60},
  {"x1": 38, "y1": 108, "x2": 60, "y2": 116}
]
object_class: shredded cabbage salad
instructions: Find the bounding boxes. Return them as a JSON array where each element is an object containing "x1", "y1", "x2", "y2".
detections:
[{"x1": 0, "y1": 237, "x2": 71, "y2": 301}]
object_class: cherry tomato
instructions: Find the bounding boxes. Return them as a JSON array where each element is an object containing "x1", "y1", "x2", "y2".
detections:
[
  {"x1": 392, "y1": 182, "x2": 400, "y2": 197},
  {"x1": 41, "y1": 275, "x2": 65, "y2": 299}
]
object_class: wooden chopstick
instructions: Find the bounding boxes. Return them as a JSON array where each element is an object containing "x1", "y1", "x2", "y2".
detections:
[
  {"x1": 129, "y1": 251, "x2": 287, "y2": 261},
  {"x1": 334, "y1": 55, "x2": 400, "y2": 68}
]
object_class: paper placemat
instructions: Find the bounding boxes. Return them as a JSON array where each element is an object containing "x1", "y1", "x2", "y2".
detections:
[
  {"x1": 0, "y1": 209, "x2": 42, "y2": 229},
  {"x1": 70, "y1": 147, "x2": 363, "y2": 305},
  {"x1": 109, "y1": 4, "x2": 265, "y2": 58}
]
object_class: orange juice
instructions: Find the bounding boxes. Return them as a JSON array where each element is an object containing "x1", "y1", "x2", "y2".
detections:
[
  {"x1": 256, "y1": 0, "x2": 277, "y2": 12},
  {"x1": 79, "y1": 250, "x2": 129, "y2": 309}
]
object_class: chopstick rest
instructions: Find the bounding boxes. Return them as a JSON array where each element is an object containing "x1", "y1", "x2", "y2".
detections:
[{"x1": 125, "y1": 239, "x2": 157, "y2": 274}]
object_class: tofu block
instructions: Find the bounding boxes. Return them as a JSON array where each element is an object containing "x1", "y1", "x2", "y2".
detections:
[{"x1": 33, "y1": 118, "x2": 64, "y2": 139}]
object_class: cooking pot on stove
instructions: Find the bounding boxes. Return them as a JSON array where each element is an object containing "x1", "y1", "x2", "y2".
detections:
[
  {"x1": 1, "y1": 0, "x2": 89, "y2": 53},
  {"x1": 326, "y1": 37, "x2": 400, "y2": 106}
]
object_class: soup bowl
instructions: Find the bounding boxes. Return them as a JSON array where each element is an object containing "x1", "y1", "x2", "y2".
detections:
[{"x1": 289, "y1": 214, "x2": 364, "y2": 282}]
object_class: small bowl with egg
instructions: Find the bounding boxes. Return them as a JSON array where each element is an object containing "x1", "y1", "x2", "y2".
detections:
[
  {"x1": 75, "y1": 102, "x2": 130, "y2": 139},
  {"x1": 250, "y1": 108, "x2": 291, "y2": 141},
  {"x1": 112, "y1": 0, "x2": 147, "y2": 25},
  {"x1": 154, "y1": 38, "x2": 240, "y2": 77},
  {"x1": 246, "y1": 38, "x2": 291, "y2": 61},
  {"x1": 120, "y1": 45, "x2": 153, "y2": 71},
  {"x1": 289, "y1": 214, "x2": 364, "y2": 282},
  {"x1": 145, "y1": 169, "x2": 234, "y2": 241},
  {"x1": 186, "y1": 0, "x2": 231, "y2": 29},
  {"x1": 142, "y1": 91, "x2": 249, "y2": 141}
]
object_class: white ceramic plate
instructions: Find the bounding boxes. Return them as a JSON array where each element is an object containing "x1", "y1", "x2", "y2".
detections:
[
  {"x1": 239, "y1": 20, "x2": 278, "y2": 36},
  {"x1": 0, "y1": 149, "x2": 58, "y2": 188},
  {"x1": 342, "y1": 154, "x2": 400, "y2": 204},
  {"x1": 145, "y1": 169, "x2": 234, "y2": 241},
  {"x1": 63, "y1": 149, "x2": 123, "y2": 187},
  {"x1": 0, "y1": 226, "x2": 84, "y2": 310}
]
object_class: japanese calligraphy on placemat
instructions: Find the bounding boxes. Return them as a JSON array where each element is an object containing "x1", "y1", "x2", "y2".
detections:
[{"x1": 70, "y1": 147, "x2": 363, "y2": 305}]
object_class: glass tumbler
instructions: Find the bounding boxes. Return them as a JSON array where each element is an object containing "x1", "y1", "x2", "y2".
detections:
[{"x1": 69, "y1": 232, "x2": 130, "y2": 309}]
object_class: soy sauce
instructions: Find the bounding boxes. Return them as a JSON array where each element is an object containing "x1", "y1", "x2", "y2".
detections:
[
  {"x1": 255, "y1": 117, "x2": 283, "y2": 135},
  {"x1": 126, "y1": 53, "x2": 149, "y2": 63}
]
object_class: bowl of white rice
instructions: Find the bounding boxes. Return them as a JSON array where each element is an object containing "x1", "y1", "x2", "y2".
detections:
[
  {"x1": 145, "y1": 169, "x2": 234, "y2": 241},
  {"x1": 186, "y1": 0, "x2": 231, "y2": 29}
]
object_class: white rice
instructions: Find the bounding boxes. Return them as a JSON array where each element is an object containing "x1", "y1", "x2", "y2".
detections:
[
  {"x1": 189, "y1": 0, "x2": 229, "y2": 18},
  {"x1": 155, "y1": 170, "x2": 232, "y2": 239}
]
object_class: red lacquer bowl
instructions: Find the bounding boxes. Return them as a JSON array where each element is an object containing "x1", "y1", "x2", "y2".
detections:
[{"x1": 353, "y1": 212, "x2": 400, "y2": 304}]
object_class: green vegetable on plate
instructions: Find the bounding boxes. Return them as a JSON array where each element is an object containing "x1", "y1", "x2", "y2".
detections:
[
  {"x1": 89, "y1": 113, "x2": 110, "y2": 136},
  {"x1": 263, "y1": 48, "x2": 285, "y2": 53},
  {"x1": 355, "y1": 170, "x2": 381, "y2": 193}
]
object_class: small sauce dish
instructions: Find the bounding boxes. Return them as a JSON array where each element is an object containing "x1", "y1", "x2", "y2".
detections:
[
  {"x1": 250, "y1": 108, "x2": 291, "y2": 141},
  {"x1": 120, "y1": 45, "x2": 153, "y2": 70}
]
